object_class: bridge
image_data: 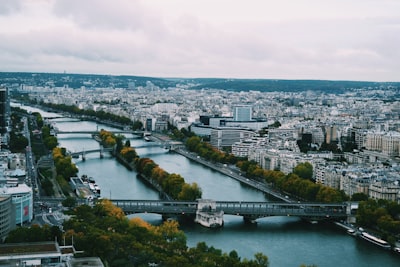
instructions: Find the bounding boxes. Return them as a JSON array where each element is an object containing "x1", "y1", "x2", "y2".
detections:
[
  {"x1": 56, "y1": 130, "x2": 143, "y2": 135},
  {"x1": 110, "y1": 199, "x2": 350, "y2": 223},
  {"x1": 69, "y1": 147, "x2": 114, "y2": 160}
]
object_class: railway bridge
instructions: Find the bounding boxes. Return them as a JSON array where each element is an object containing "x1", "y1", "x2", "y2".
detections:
[{"x1": 111, "y1": 199, "x2": 351, "y2": 224}]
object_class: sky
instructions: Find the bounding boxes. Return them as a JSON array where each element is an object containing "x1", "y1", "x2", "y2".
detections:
[{"x1": 1, "y1": 0, "x2": 400, "y2": 82}]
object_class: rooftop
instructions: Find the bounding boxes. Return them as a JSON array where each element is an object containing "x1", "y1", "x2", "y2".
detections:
[{"x1": 0, "y1": 241, "x2": 58, "y2": 257}]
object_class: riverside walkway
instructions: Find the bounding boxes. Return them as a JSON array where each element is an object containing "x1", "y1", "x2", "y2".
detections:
[{"x1": 111, "y1": 199, "x2": 349, "y2": 222}]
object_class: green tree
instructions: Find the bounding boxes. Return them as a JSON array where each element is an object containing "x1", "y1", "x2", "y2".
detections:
[
  {"x1": 293, "y1": 162, "x2": 313, "y2": 180},
  {"x1": 44, "y1": 136, "x2": 58, "y2": 150},
  {"x1": 178, "y1": 183, "x2": 202, "y2": 201},
  {"x1": 9, "y1": 132, "x2": 29, "y2": 152},
  {"x1": 185, "y1": 136, "x2": 202, "y2": 152},
  {"x1": 132, "y1": 120, "x2": 143, "y2": 130},
  {"x1": 351, "y1": 192, "x2": 368, "y2": 201},
  {"x1": 62, "y1": 196, "x2": 77, "y2": 208},
  {"x1": 163, "y1": 173, "x2": 185, "y2": 199}
]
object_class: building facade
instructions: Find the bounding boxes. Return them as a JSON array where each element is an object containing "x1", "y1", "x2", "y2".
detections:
[
  {"x1": 0, "y1": 87, "x2": 7, "y2": 135},
  {"x1": 232, "y1": 105, "x2": 252, "y2": 121},
  {"x1": 0, "y1": 195, "x2": 15, "y2": 242}
]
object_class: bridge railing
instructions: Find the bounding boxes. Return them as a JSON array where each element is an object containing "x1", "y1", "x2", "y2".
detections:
[
  {"x1": 111, "y1": 199, "x2": 198, "y2": 214},
  {"x1": 111, "y1": 199, "x2": 348, "y2": 219}
]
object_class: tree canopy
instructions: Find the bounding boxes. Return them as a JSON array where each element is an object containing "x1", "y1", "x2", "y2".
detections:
[{"x1": 61, "y1": 200, "x2": 269, "y2": 266}]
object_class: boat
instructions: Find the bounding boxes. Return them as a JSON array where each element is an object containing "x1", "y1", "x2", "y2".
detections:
[
  {"x1": 347, "y1": 229, "x2": 357, "y2": 236},
  {"x1": 194, "y1": 199, "x2": 224, "y2": 228},
  {"x1": 195, "y1": 209, "x2": 224, "y2": 228},
  {"x1": 94, "y1": 184, "x2": 101, "y2": 195},
  {"x1": 359, "y1": 232, "x2": 391, "y2": 249}
]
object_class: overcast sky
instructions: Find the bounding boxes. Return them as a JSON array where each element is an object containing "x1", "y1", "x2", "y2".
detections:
[{"x1": 1, "y1": 0, "x2": 399, "y2": 81}]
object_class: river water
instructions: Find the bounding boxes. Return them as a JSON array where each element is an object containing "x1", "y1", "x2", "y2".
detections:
[{"x1": 18, "y1": 104, "x2": 400, "y2": 267}]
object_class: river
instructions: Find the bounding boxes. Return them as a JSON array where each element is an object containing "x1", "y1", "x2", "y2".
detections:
[{"x1": 17, "y1": 104, "x2": 400, "y2": 267}]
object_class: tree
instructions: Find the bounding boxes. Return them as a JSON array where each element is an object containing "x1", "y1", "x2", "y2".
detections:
[
  {"x1": 185, "y1": 136, "x2": 202, "y2": 152},
  {"x1": 178, "y1": 183, "x2": 202, "y2": 201},
  {"x1": 293, "y1": 162, "x2": 313, "y2": 180},
  {"x1": 254, "y1": 252, "x2": 269, "y2": 267},
  {"x1": 132, "y1": 120, "x2": 143, "y2": 130},
  {"x1": 163, "y1": 173, "x2": 185, "y2": 199},
  {"x1": 351, "y1": 192, "x2": 368, "y2": 201},
  {"x1": 268, "y1": 121, "x2": 281, "y2": 128},
  {"x1": 62, "y1": 196, "x2": 77, "y2": 208},
  {"x1": 44, "y1": 136, "x2": 58, "y2": 150}
]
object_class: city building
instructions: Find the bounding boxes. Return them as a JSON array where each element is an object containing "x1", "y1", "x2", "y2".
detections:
[
  {"x1": 231, "y1": 136, "x2": 268, "y2": 158},
  {"x1": 0, "y1": 87, "x2": 8, "y2": 136},
  {"x1": 369, "y1": 180, "x2": 400, "y2": 202},
  {"x1": 0, "y1": 241, "x2": 104, "y2": 267},
  {"x1": 0, "y1": 183, "x2": 33, "y2": 225},
  {"x1": 233, "y1": 105, "x2": 252, "y2": 121},
  {"x1": 210, "y1": 127, "x2": 255, "y2": 150},
  {"x1": 0, "y1": 195, "x2": 15, "y2": 242}
]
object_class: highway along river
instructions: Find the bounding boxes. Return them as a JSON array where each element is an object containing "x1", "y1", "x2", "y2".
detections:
[{"x1": 19, "y1": 104, "x2": 400, "y2": 267}]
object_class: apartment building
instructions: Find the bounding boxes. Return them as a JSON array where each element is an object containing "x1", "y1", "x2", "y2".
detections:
[
  {"x1": 210, "y1": 127, "x2": 255, "y2": 150},
  {"x1": 369, "y1": 180, "x2": 400, "y2": 202}
]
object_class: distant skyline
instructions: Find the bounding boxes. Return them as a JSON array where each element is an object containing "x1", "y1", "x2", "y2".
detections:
[{"x1": 1, "y1": 0, "x2": 400, "y2": 82}]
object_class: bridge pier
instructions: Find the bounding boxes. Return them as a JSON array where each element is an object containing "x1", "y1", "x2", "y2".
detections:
[
  {"x1": 82, "y1": 151, "x2": 86, "y2": 161},
  {"x1": 243, "y1": 216, "x2": 258, "y2": 224}
]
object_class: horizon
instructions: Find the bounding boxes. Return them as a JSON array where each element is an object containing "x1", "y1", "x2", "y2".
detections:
[{"x1": 1, "y1": 71, "x2": 399, "y2": 84}]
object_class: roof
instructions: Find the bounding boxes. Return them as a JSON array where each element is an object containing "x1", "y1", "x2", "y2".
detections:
[
  {"x1": 68, "y1": 257, "x2": 104, "y2": 267},
  {"x1": 0, "y1": 241, "x2": 59, "y2": 257}
]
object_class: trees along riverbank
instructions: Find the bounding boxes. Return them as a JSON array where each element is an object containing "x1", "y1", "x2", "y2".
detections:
[
  {"x1": 183, "y1": 135, "x2": 400, "y2": 246},
  {"x1": 99, "y1": 129, "x2": 202, "y2": 201}
]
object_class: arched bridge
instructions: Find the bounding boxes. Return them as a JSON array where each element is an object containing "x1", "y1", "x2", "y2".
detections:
[
  {"x1": 69, "y1": 147, "x2": 114, "y2": 159},
  {"x1": 111, "y1": 199, "x2": 349, "y2": 222},
  {"x1": 56, "y1": 130, "x2": 143, "y2": 135}
]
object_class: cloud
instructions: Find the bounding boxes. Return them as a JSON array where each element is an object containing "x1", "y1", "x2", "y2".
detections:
[
  {"x1": 0, "y1": 0, "x2": 399, "y2": 81},
  {"x1": 0, "y1": 0, "x2": 22, "y2": 15}
]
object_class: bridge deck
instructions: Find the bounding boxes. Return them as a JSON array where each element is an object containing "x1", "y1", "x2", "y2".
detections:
[{"x1": 111, "y1": 199, "x2": 348, "y2": 220}]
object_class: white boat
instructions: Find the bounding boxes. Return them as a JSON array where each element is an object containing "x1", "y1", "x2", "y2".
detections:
[
  {"x1": 194, "y1": 199, "x2": 224, "y2": 228},
  {"x1": 195, "y1": 210, "x2": 224, "y2": 228},
  {"x1": 94, "y1": 184, "x2": 101, "y2": 195},
  {"x1": 347, "y1": 229, "x2": 357, "y2": 236},
  {"x1": 360, "y1": 232, "x2": 391, "y2": 249}
]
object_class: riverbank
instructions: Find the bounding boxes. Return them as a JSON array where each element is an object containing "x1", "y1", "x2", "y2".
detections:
[{"x1": 172, "y1": 147, "x2": 292, "y2": 202}]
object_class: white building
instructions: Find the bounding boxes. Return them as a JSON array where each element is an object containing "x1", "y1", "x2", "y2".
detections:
[
  {"x1": 233, "y1": 105, "x2": 252, "y2": 121},
  {"x1": 369, "y1": 180, "x2": 400, "y2": 202},
  {"x1": 0, "y1": 184, "x2": 33, "y2": 225},
  {"x1": 232, "y1": 136, "x2": 268, "y2": 158},
  {"x1": 210, "y1": 128, "x2": 256, "y2": 150}
]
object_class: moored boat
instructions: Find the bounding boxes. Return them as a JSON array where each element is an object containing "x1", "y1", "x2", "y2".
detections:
[
  {"x1": 347, "y1": 229, "x2": 357, "y2": 236},
  {"x1": 359, "y1": 232, "x2": 391, "y2": 249},
  {"x1": 195, "y1": 210, "x2": 224, "y2": 228},
  {"x1": 194, "y1": 199, "x2": 224, "y2": 228}
]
